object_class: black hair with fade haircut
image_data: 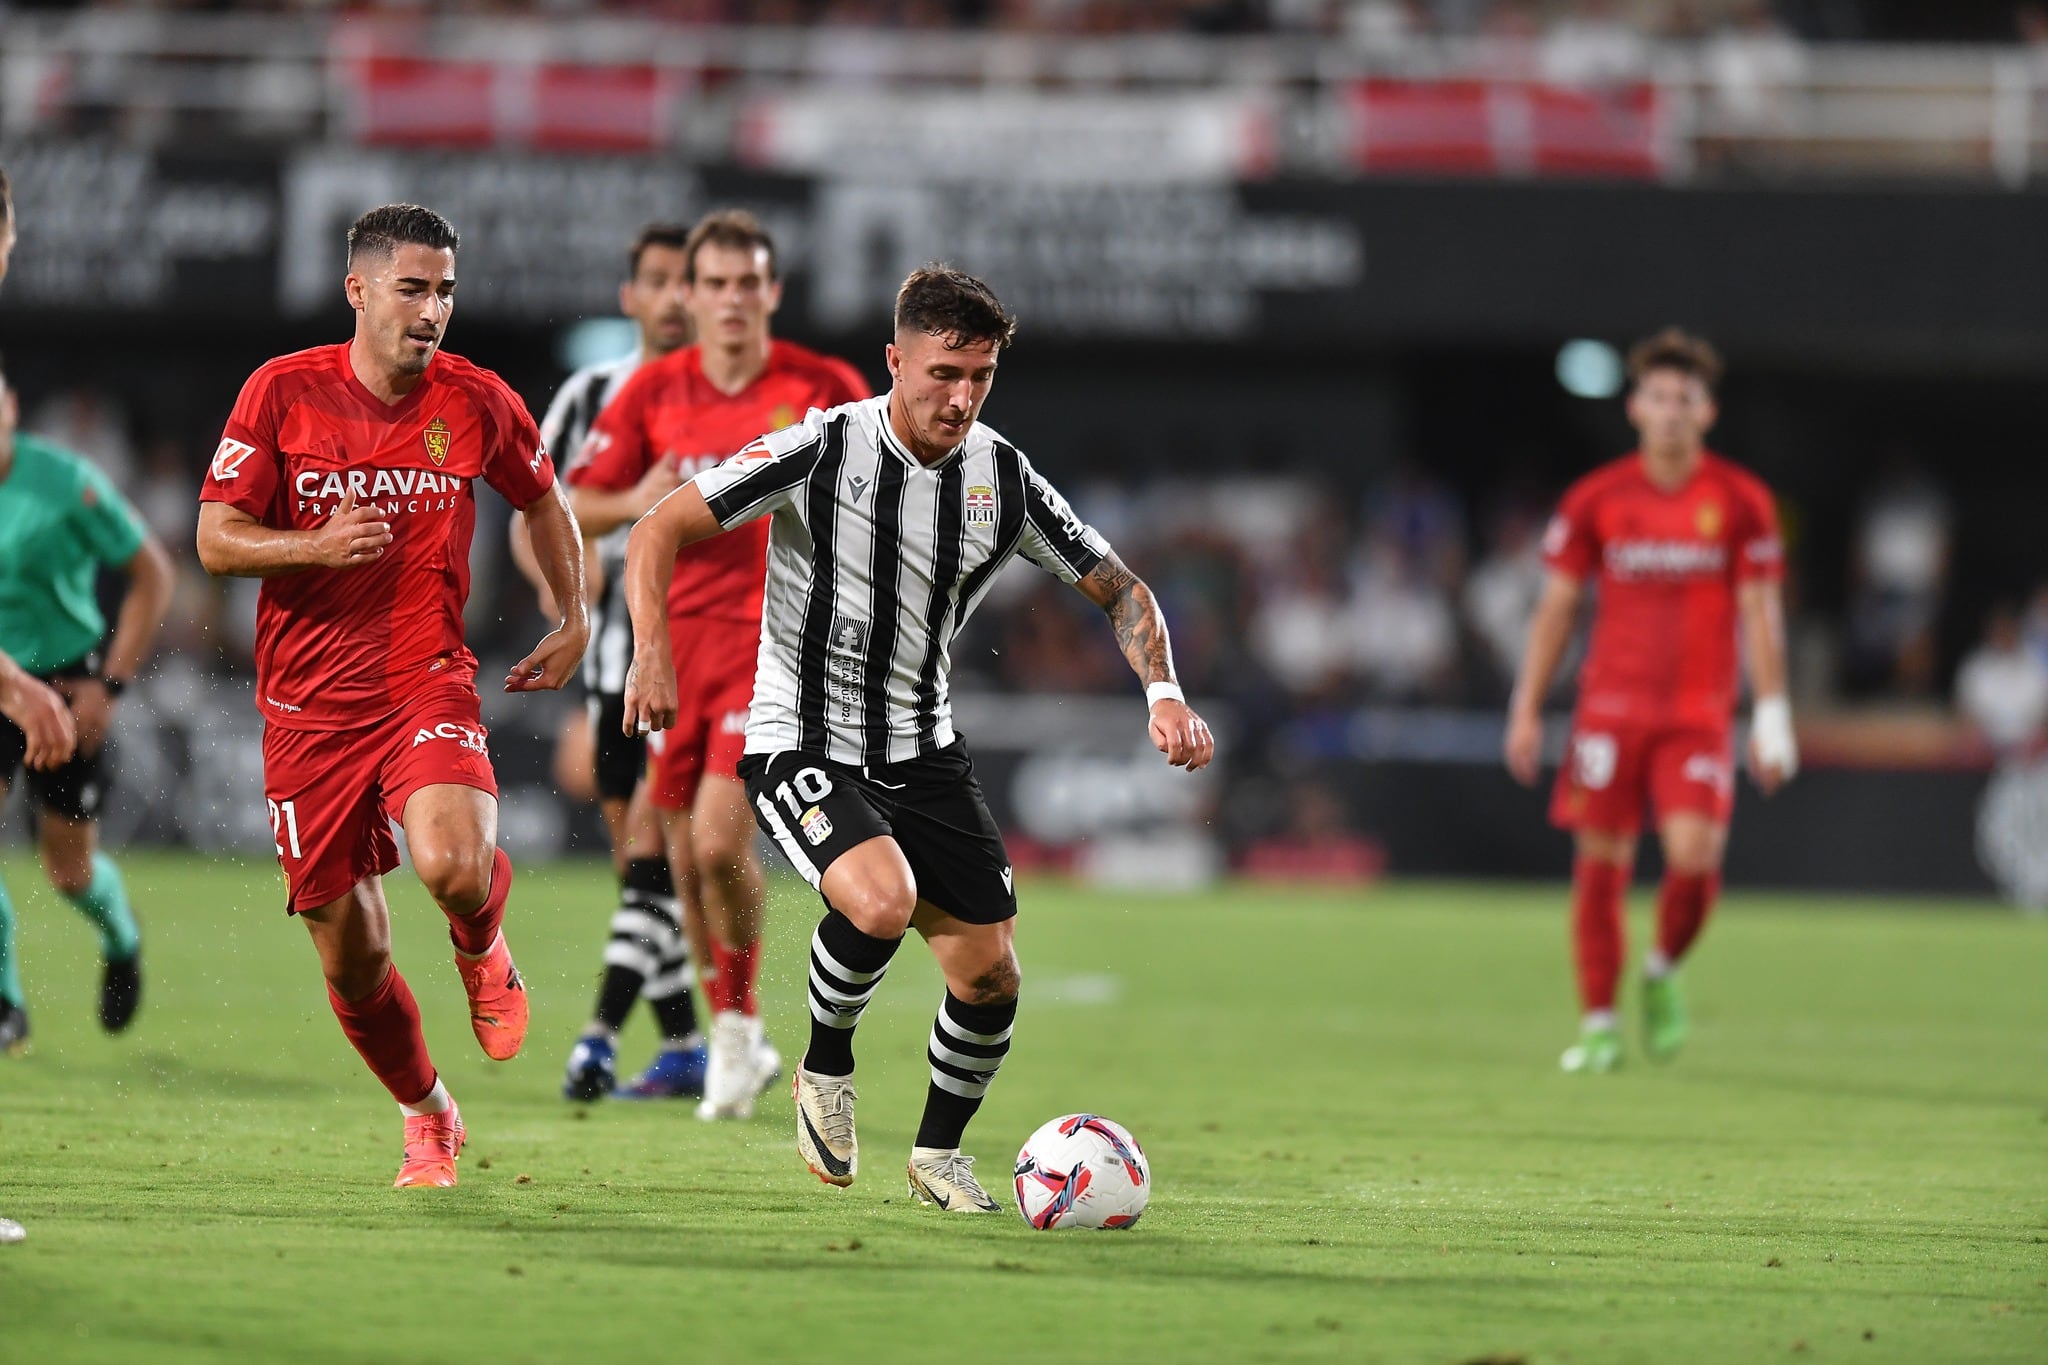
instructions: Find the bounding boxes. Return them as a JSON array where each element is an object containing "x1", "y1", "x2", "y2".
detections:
[
  {"x1": 1627, "y1": 326, "x2": 1723, "y2": 395},
  {"x1": 894, "y1": 264, "x2": 1017, "y2": 352},
  {"x1": 681, "y1": 209, "x2": 777, "y2": 283},
  {"x1": 346, "y1": 203, "x2": 459, "y2": 267},
  {"x1": 628, "y1": 222, "x2": 693, "y2": 278}
]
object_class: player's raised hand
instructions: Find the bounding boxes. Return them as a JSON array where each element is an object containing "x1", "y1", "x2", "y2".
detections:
[
  {"x1": 621, "y1": 654, "x2": 679, "y2": 736},
  {"x1": 1149, "y1": 697, "x2": 1215, "y2": 771},
  {"x1": 505, "y1": 616, "x2": 590, "y2": 693},
  {"x1": 312, "y1": 487, "x2": 393, "y2": 568},
  {"x1": 0, "y1": 667, "x2": 77, "y2": 771},
  {"x1": 1504, "y1": 708, "x2": 1545, "y2": 787}
]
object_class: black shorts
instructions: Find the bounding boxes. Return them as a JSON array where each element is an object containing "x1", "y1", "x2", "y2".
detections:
[
  {"x1": 585, "y1": 691, "x2": 647, "y2": 802},
  {"x1": 738, "y1": 740, "x2": 1017, "y2": 926},
  {"x1": 0, "y1": 654, "x2": 110, "y2": 821}
]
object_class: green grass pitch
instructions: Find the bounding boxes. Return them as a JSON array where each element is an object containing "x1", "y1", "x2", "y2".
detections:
[{"x1": 0, "y1": 852, "x2": 2042, "y2": 1363}]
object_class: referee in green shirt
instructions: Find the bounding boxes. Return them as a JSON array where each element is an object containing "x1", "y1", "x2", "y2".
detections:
[{"x1": 0, "y1": 351, "x2": 173, "y2": 1054}]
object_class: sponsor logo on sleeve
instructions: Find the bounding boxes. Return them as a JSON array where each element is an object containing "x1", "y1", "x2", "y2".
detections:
[{"x1": 211, "y1": 438, "x2": 257, "y2": 481}]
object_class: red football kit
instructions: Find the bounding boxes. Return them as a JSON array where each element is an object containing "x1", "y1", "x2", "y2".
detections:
[
  {"x1": 567, "y1": 340, "x2": 867, "y2": 809},
  {"x1": 1543, "y1": 451, "x2": 1783, "y2": 834},
  {"x1": 201, "y1": 343, "x2": 556, "y2": 911}
]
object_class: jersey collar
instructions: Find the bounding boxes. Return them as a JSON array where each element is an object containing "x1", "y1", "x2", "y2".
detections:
[
  {"x1": 877, "y1": 395, "x2": 968, "y2": 471},
  {"x1": 341, "y1": 342, "x2": 437, "y2": 421}
]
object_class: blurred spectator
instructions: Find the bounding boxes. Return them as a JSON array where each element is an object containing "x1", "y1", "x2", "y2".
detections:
[
  {"x1": 1349, "y1": 536, "x2": 1460, "y2": 698},
  {"x1": 1704, "y1": 0, "x2": 1807, "y2": 131},
  {"x1": 1462, "y1": 500, "x2": 1549, "y2": 689},
  {"x1": 1541, "y1": 0, "x2": 1652, "y2": 84},
  {"x1": 1250, "y1": 506, "x2": 1358, "y2": 701},
  {"x1": 27, "y1": 385, "x2": 137, "y2": 488},
  {"x1": 1843, "y1": 454, "x2": 1950, "y2": 697},
  {"x1": 1955, "y1": 604, "x2": 2048, "y2": 752},
  {"x1": 2022, "y1": 582, "x2": 2048, "y2": 666}
]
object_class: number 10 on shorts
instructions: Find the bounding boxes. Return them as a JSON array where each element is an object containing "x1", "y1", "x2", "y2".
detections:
[{"x1": 268, "y1": 798, "x2": 304, "y2": 860}]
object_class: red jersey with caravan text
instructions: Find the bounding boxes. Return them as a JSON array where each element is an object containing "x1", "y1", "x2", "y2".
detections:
[
  {"x1": 1544, "y1": 452, "x2": 1783, "y2": 728},
  {"x1": 201, "y1": 344, "x2": 556, "y2": 731},
  {"x1": 567, "y1": 339, "x2": 868, "y2": 623}
]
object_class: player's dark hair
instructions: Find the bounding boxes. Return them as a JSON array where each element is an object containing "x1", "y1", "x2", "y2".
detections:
[
  {"x1": 1627, "y1": 327, "x2": 1723, "y2": 395},
  {"x1": 628, "y1": 222, "x2": 692, "y2": 279},
  {"x1": 681, "y1": 210, "x2": 777, "y2": 283},
  {"x1": 346, "y1": 203, "x2": 459, "y2": 266},
  {"x1": 894, "y1": 264, "x2": 1017, "y2": 352}
]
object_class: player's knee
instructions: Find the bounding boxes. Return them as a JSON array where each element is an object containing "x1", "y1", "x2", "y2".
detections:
[
  {"x1": 414, "y1": 841, "x2": 492, "y2": 913},
  {"x1": 326, "y1": 951, "x2": 393, "y2": 1002},
  {"x1": 1576, "y1": 830, "x2": 1635, "y2": 866},
  {"x1": 831, "y1": 870, "x2": 917, "y2": 938},
  {"x1": 45, "y1": 860, "x2": 91, "y2": 897},
  {"x1": 694, "y1": 829, "x2": 754, "y2": 889}
]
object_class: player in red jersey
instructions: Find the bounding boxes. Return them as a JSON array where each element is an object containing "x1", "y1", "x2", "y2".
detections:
[
  {"x1": 567, "y1": 210, "x2": 869, "y2": 1121},
  {"x1": 196, "y1": 205, "x2": 589, "y2": 1186},
  {"x1": 1506, "y1": 329, "x2": 1798, "y2": 1074}
]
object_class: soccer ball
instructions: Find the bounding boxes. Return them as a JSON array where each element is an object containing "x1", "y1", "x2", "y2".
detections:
[{"x1": 1013, "y1": 1113, "x2": 1150, "y2": 1230}]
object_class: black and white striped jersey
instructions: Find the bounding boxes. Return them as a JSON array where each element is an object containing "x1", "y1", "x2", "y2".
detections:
[
  {"x1": 541, "y1": 351, "x2": 642, "y2": 695},
  {"x1": 692, "y1": 395, "x2": 1110, "y2": 766}
]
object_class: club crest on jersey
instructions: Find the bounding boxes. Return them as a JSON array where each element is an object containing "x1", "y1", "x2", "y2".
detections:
[
  {"x1": 966, "y1": 485, "x2": 997, "y2": 527},
  {"x1": 1696, "y1": 502, "x2": 1722, "y2": 538},
  {"x1": 800, "y1": 806, "x2": 834, "y2": 846},
  {"x1": 423, "y1": 416, "x2": 452, "y2": 467},
  {"x1": 771, "y1": 404, "x2": 797, "y2": 431}
]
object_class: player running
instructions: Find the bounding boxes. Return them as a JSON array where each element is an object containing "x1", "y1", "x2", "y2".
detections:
[
  {"x1": 567, "y1": 210, "x2": 868, "y2": 1120},
  {"x1": 197, "y1": 204, "x2": 588, "y2": 1187},
  {"x1": 623, "y1": 264, "x2": 1212, "y2": 1213},
  {"x1": 513, "y1": 223, "x2": 719, "y2": 1102},
  {"x1": 1505, "y1": 328, "x2": 1797, "y2": 1074},
  {"x1": 0, "y1": 353, "x2": 174, "y2": 1054}
]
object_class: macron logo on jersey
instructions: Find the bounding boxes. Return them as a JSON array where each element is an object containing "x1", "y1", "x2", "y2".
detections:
[{"x1": 212, "y1": 438, "x2": 256, "y2": 481}]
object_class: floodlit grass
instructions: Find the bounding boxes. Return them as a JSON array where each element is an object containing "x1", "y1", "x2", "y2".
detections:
[{"x1": 1, "y1": 853, "x2": 2042, "y2": 1363}]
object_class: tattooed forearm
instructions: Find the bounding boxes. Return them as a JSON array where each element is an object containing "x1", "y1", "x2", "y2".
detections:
[{"x1": 1080, "y1": 553, "x2": 1174, "y2": 686}]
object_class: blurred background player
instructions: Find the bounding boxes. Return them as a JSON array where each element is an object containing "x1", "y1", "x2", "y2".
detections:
[
  {"x1": 196, "y1": 204, "x2": 588, "y2": 1187},
  {"x1": 623, "y1": 264, "x2": 1213, "y2": 1212},
  {"x1": 513, "y1": 224, "x2": 716, "y2": 1102},
  {"x1": 1505, "y1": 328, "x2": 1798, "y2": 1074},
  {"x1": 0, "y1": 347, "x2": 174, "y2": 1055},
  {"x1": 568, "y1": 210, "x2": 869, "y2": 1121}
]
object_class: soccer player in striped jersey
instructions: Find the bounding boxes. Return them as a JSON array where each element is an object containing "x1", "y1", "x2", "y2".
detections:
[
  {"x1": 1506, "y1": 329, "x2": 1797, "y2": 1073},
  {"x1": 622, "y1": 265, "x2": 1213, "y2": 1213},
  {"x1": 569, "y1": 211, "x2": 869, "y2": 1120},
  {"x1": 511, "y1": 223, "x2": 719, "y2": 1103}
]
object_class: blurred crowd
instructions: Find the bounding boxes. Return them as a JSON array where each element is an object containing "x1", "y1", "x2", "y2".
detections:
[
  {"x1": 3, "y1": 0, "x2": 2045, "y2": 47},
  {"x1": 27, "y1": 378, "x2": 2048, "y2": 758}
]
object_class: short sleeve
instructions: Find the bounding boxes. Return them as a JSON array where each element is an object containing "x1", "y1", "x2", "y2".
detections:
[
  {"x1": 199, "y1": 367, "x2": 286, "y2": 519},
  {"x1": 1732, "y1": 476, "x2": 1785, "y2": 582},
  {"x1": 1541, "y1": 480, "x2": 1601, "y2": 581},
  {"x1": 565, "y1": 367, "x2": 654, "y2": 491},
  {"x1": 480, "y1": 382, "x2": 556, "y2": 508},
  {"x1": 75, "y1": 463, "x2": 148, "y2": 564},
  {"x1": 694, "y1": 408, "x2": 831, "y2": 529},
  {"x1": 1015, "y1": 454, "x2": 1107, "y2": 584}
]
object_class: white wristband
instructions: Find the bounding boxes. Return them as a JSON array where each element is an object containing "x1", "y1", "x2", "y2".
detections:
[
  {"x1": 1146, "y1": 681, "x2": 1185, "y2": 708},
  {"x1": 1751, "y1": 695, "x2": 1798, "y2": 779}
]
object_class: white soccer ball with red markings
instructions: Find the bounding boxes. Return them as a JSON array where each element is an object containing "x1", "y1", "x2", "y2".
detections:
[{"x1": 1013, "y1": 1114, "x2": 1150, "y2": 1230}]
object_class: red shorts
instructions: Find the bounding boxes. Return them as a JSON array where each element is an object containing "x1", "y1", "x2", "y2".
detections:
[
  {"x1": 1550, "y1": 719, "x2": 1735, "y2": 835},
  {"x1": 646, "y1": 614, "x2": 758, "y2": 811},
  {"x1": 262, "y1": 683, "x2": 498, "y2": 914}
]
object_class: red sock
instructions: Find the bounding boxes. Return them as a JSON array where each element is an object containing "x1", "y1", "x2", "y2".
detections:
[
  {"x1": 709, "y1": 938, "x2": 760, "y2": 1016},
  {"x1": 447, "y1": 846, "x2": 512, "y2": 957},
  {"x1": 1571, "y1": 857, "x2": 1629, "y2": 1013},
  {"x1": 1656, "y1": 870, "x2": 1721, "y2": 964},
  {"x1": 327, "y1": 965, "x2": 437, "y2": 1106}
]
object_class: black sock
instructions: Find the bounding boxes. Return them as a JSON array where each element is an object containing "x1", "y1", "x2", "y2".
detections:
[
  {"x1": 803, "y1": 908, "x2": 902, "y2": 1076},
  {"x1": 915, "y1": 991, "x2": 1016, "y2": 1150},
  {"x1": 591, "y1": 857, "x2": 678, "y2": 1034}
]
